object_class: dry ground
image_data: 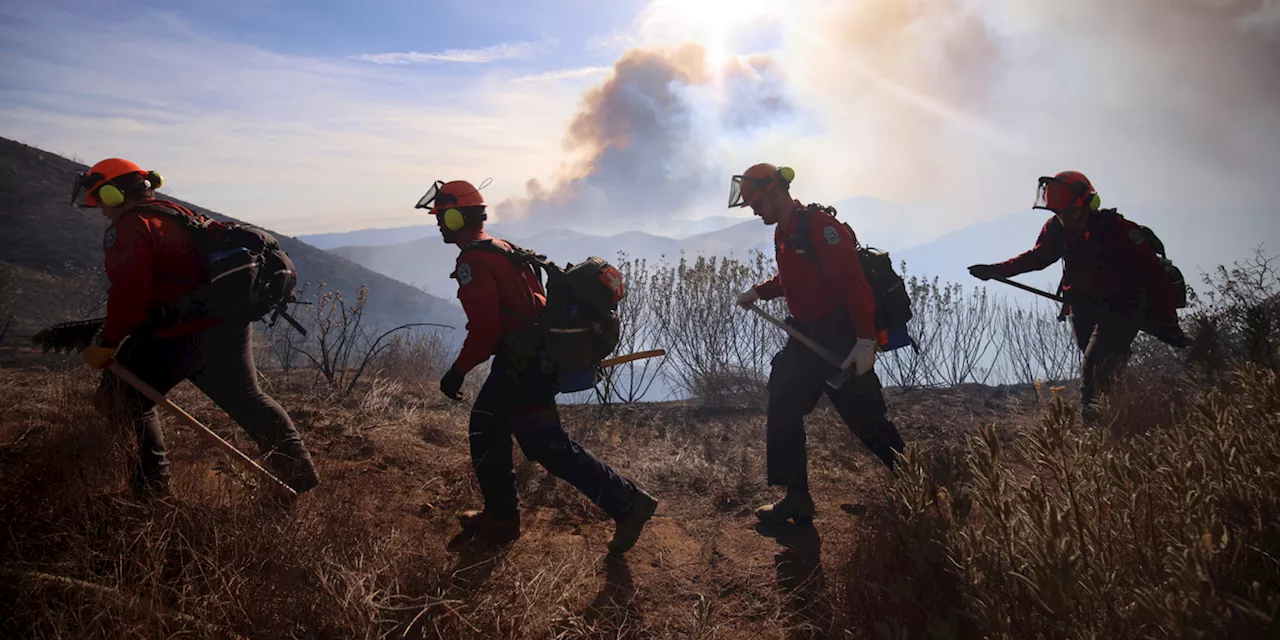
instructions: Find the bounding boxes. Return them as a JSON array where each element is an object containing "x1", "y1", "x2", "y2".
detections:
[{"x1": 0, "y1": 347, "x2": 1047, "y2": 639}]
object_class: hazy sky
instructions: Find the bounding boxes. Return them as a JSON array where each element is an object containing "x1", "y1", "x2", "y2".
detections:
[{"x1": 2, "y1": 0, "x2": 1277, "y2": 252}]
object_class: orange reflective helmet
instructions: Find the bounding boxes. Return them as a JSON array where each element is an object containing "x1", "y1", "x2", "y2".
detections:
[
  {"x1": 71, "y1": 157, "x2": 163, "y2": 207},
  {"x1": 415, "y1": 179, "x2": 489, "y2": 232},
  {"x1": 729, "y1": 163, "x2": 795, "y2": 208},
  {"x1": 1034, "y1": 170, "x2": 1099, "y2": 214}
]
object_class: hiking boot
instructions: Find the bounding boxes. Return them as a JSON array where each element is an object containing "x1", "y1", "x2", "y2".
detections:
[
  {"x1": 608, "y1": 488, "x2": 658, "y2": 554},
  {"x1": 458, "y1": 510, "x2": 521, "y2": 541},
  {"x1": 755, "y1": 490, "x2": 815, "y2": 526},
  {"x1": 266, "y1": 452, "x2": 321, "y2": 495}
]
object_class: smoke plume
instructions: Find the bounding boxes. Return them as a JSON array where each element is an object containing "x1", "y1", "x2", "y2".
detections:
[
  {"x1": 494, "y1": 42, "x2": 793, "y2": 234},
  {"x1": 787, "y1": 0, "x2": 1280, "y2": 216}
]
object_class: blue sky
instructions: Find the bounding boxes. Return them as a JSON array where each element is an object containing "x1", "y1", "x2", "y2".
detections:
[{"x1": 1, "y1": 0, "x2": 1276, "y2": 263}]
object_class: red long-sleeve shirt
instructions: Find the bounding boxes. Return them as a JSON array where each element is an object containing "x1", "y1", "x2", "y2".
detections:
[
  {"x1": 451, "y1": 230, "x2": 548, "y2": 374},
  {"x1": 993, "y1": 210, "x2": 1177, "y2": 321},
  {"x1": 753, "y1": 202, "x2": 878, "y2": 340},
  {"x1": 102, "y1": 199, "x2": 220, "y2": 343}
]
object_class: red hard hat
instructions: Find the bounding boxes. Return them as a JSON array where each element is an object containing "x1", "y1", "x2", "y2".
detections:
[
  {"x1": 728, "y1": 163, "x2": 795, "y2": 208},
  {"x1": 73, "y1": 158, "x2": 147, "y2": 206},
  {"x1": 415, "y1": 179, "x2": 486, "y2": 215},
  {"x1": 1034, "y1": 170, "x2": 1098, "y2": 213}
]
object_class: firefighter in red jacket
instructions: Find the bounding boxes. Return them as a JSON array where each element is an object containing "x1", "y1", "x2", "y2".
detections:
[
  {"x1": 729, "y1": 163, "x2": 906, "y2": 526},
  {"x1": 968, "y1": 170, "x2": 1189, "y2": 422},
  {"x1": 416, "y1": 180, "x2": 657, "y2": 553},
  {"x1": 74, "y1": 158, "x2": 319, "y2": 498}
]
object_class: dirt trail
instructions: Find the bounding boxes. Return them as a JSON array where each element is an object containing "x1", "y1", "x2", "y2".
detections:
[{"x1": 0, "y1": 366, "x2": 1042, "y2": 638}]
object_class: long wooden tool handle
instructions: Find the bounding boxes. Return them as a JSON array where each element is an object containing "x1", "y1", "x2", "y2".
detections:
[
  {"x1": 989, "y1": 275, "x2": 1067, "y2": 304},
  {"x1": 107, "y1": 363, "x2": 297, "y2": 498},
  {"x1": 599, "y1": 349, "x2": 666, "y2": 369},
  {"x1": 745, "y1": 304, "x2": 844, "y2": 367}
]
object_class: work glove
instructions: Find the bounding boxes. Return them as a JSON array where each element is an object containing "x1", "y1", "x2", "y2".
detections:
[
  {"x1": 439, "y1": 365, "x2": 466, "y2": 401},
  {"x1": 736, "y1": 288, "x2": 760, "y2": 309},
  {"x1": 968, "y1": 264, "x2": 999, "y2": 281},
  {"x1": 82, "y1": 335, "x2": 118, "y2": 370},
  {"x1": 1154, "y1": 320, "x2": 1191, "y2": 349},
  {"x1": 841, "y1": 338, "x2": 878, "y2": 376}
]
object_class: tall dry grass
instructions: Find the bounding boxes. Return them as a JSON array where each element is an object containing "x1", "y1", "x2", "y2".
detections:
[{"x1": 839, "y1": 363, "x2": 1280, "y2": 639}]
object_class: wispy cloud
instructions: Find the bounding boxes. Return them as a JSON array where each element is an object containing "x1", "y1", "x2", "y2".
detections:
[
  {"x1": 511, "y1": 66, "x2": 611, "y2": 83},
  {"x1": 354, "y1": 38, "x2": 553, "y2": 65},
  {"x1": 0, "y1": 5, "x2": 583, "y2": 235}
]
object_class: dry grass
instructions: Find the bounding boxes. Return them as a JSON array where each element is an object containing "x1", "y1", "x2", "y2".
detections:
[
  {"x1": 0, "y1": 357, "x2": 912, "y2": 639},
  {"x1": 2, "y1": 337, "x2": 1279, "y2": 638},
  {"x1": 842, "y1": 365, "x2": 1280, "y2": 638}
]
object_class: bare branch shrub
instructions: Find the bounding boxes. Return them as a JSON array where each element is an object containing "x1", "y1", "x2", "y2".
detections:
[
  {"x1": 649, "y1": 251, "x2": 786, "y2": 406},
  {"x1": 594, "y1": 253, "x2": 669, "y2": 405},
  {"x1": 998, "y1": 298, "x2": 1080, "y2": 385}
]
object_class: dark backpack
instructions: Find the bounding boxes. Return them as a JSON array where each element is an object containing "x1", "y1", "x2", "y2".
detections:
[
  {"x1": 137, "y1": 202, "x2": 303, "y2": 333},
  {"x1": 1073, "y1": 209, "x2": 1189, "y2": 310},
  {"x1": 459, "y1": 239, "x2": 626, "y2": 392},
  {"x1": 1134, "y1": 222, "x2": 1189, "y2": 309},
  {"x1": 789, "y1": 204, "x2": 917, "y2": 352}
]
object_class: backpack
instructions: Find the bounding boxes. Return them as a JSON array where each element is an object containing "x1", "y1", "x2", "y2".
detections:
[
  {"x1": 459, "y1": 239, "x2": 626, "y2": 392},
  {"x1": 1071, "y1": 209, "x2": 1189, "y2": 310},
  {"x1": 1133, "y1": 222, "x2": 1189, "y2": 309},
  {"x1": 137, "y1": 202, "x2": 304, "y2": 334},
  {"x1": 789, "y1": 204, "x2": 918, "y2": 352}
]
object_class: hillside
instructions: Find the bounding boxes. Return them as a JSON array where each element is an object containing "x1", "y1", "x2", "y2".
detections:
[{"x1": 0, "y1": 137, "x2": 465, "y2": 339}]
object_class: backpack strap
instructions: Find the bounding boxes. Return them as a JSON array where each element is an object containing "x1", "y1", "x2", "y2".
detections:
[
  {"x1": 787, "y1": 203, "x2": 846, "y2": 264},
  {"x1": 456, "y1": 238, "x2": 553, "y2": 327},
  {"x1": 123, "y1": 201, "x2": 224, "y2": 287}
]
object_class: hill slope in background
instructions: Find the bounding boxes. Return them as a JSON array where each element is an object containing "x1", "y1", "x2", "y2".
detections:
[{"x1": 0, "y1": 137, "x2": 465, "y2": 339}]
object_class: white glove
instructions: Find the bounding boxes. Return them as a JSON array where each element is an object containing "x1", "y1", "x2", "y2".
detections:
[
  {"x1": 736, "y1": 288, "x2": 760, "y2": 308},
  {"x1": 841, "y1": 338, "x2": 878, "y2": 376}
]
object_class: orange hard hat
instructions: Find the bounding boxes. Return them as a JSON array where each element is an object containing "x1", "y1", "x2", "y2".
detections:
[
  {"x1": 729, "y1": 163, "x2": 795, "y2": 208},
  {"x1": 415, "y1": 179, "x2": 486, "y2": 215},
  {"x1": 1034, "y1": 170, "x2": 1099, "y2": 213},
  {"x1": 72, "y1": 157, "x2": 152, "y2": 207}
]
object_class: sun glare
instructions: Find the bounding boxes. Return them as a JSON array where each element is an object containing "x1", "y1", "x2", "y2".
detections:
[{"x1": 646, "y1": 0, "x2": 777, "y2": 68}]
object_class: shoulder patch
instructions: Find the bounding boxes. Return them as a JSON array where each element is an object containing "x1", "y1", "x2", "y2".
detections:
[
  {"x1": 823, "y1": 225, "x2": 840, "y2": 246},
  {"x1": 1129, "y1": 229, "x2": 1145, "y2": 245},
  {"x1": 456, "y1": 261, "x2": 473, "y2": 286},
  {"x1": 103, "y1": 227, "x2": 117, "y2": 249}
]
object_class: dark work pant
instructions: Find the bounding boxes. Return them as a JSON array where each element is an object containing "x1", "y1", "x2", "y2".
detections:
[
  {"x1": 1071, "y1": 309, "x2": 1142, "y2": 417},
  {"x1": 468, "y1": 354, "x2": 639, "y2": 520},
  {"x1": 766, "y1": 324, "x2": 906, "y2": 491},
  {"x1": 94, "y1": 323, "x2": 316, "y2": 494}
]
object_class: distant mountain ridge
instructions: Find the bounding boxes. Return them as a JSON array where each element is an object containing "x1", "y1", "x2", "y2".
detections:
[{"x1": 322, "y1": 199, "x2": 1272, "y2": 306}]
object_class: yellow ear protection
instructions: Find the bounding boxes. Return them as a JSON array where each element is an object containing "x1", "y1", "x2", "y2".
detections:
[
  {"x1": 438, "y1": 200, "x2": 487, "y2": 232},
  {"x1": 443, "y1": 207, "x2": 466, "y2": 231},
  {"x1": 95, "y1": 171, "x2": 163, "y2": 207},
  {"x1": 777, "y1": 165, "x2": 795, "y2": 185},
  {"x1": 1067, "y1": 179, "x2": 1100, "y2": 211}
]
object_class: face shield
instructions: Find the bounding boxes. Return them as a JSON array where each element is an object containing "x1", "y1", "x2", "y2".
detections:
[
  {"x1": 70, "y1": 172, "x2": 104, "y2": 206},
  {"x1": 1033, "y1": 176, "x2": 1078, "y2": 213},
  {"x1": 415, "y1": 180, "x2": 446, "y2": 211},
  {"x1": 728, "y1": 174, "x2": 773, "y2": 208}
]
